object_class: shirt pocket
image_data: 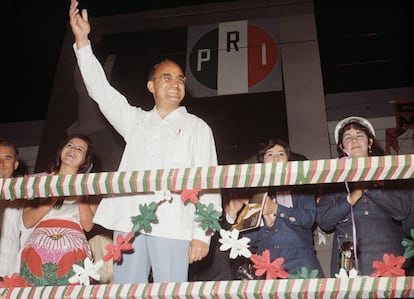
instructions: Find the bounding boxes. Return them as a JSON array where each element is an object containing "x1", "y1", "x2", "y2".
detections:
[{"x1": 170, "y1": 133, "x2": 193, "y2": 167}]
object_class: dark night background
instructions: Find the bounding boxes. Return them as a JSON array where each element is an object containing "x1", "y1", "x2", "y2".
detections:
[{"x1": 3, "y1": 0, "x2": 413, "y2": 124}]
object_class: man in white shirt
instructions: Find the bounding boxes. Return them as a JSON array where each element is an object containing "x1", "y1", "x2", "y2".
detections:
[
  {"x1": 0, "y1": 138, "x2": 21, "y2": 278},
  {"x1": 69, "y1": 0, "x2": 221, "y2": 283}
]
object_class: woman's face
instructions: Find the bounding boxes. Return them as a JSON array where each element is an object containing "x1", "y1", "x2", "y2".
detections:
[
  {"x1": 263, "y1": 144, "x2": 288, "y2": 163},
  {"x1": 341, "y1": 127, "x2": 372, "y2": 158},
  {"x1": 60, "y1": 137, "x2": 88, "y2": 171}
]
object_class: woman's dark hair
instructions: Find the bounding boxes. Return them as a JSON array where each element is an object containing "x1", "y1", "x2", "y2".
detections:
[
  {"x1": 50, "y1": 134, "x2": 94, "y2": 174},
  {"x1": 336, "y1": 121, "x2": 384, "y2": 158},
  {"x1": 257, "y1": 138, "x2": 291, "y2": 162}
]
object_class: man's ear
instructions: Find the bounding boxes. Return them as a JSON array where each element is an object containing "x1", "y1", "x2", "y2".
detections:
[
  {"x1": 147, "y1": 81, "x2": 154, "y2": 93},
  {"x1": 14, "y1": 160, "x2": 19, "y2": 171}
]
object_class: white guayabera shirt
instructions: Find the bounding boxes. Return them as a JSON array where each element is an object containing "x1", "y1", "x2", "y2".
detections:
[{"x1": 74, "y1": 43, "x2": 222, "y2": 243}]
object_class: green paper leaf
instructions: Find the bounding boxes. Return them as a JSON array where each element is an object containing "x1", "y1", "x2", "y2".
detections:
[
  {"x1": 130, "y1": 202, "x2": 158, "y2": 233},
  {"x1": 402, "y1": 229, "x2": 414, "y2": 259},
  {"x1": 194, "y1": 202, "x2": 221, "y2": 232},
  {"x1": 288, "y1": 267, "x2": 319, "y2": 279},
  {"x1": 402, "y1": 237, "x2": 414, "y2": 259}
]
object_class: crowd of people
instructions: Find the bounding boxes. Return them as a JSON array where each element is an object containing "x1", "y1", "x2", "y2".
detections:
[{"x1": 0, "y1": 0, "x2": 413, "y2": 287}]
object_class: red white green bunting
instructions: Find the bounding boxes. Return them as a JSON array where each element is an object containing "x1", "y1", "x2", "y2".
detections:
[
  {"x1": 1, "y1": 277, "x2": 414, "y2": 298},
  {"x1": 1, "y1": 155, "x2": 414, "y2": 200}
]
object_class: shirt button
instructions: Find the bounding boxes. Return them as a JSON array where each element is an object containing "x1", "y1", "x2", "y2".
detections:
[
  {"x1": 279, "y1": 213, "x2": 285, "y2": 218},
  {"x1": 273, "y1": 244, "x2": 280, "y2": 249},
  {"x1": 364, "y1": 210, "x2": 369, "y2": 216},
  {"x1": 274, "y1": 228, "x2": 279, "y2": 233}
]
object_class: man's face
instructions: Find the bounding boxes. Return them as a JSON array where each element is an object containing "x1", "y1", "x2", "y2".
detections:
[
  {"x1": 0, "y1": 145, "x2": 18, "y2": 178},
  {"x1": 147, "y1": 61, "x2": 186, "y2": 109}
]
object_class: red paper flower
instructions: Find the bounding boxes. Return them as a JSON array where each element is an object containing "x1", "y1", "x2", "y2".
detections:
[
  {"x1": 181, "y1": 189, "x2": 200, "y2": 204},
  {"x1": 0, "y1": 274, "x2": 31, "y2": 288},
  {"x1": 250, "y1": 249, "x2": 289, "y2": 279},
  {"x1": 103, "y1": 232, "x2": 134, "y2": 262},
  {"x1": 370, "y1": 253, "x2": 406, "y2": 277}
]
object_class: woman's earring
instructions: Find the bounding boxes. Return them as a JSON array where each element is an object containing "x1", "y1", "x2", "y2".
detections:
[{"x1": 368, "y1": 147, "x2": 372, "y2": 154}]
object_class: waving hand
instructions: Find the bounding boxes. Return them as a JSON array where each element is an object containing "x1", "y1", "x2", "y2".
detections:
[{"x1": 69, "y1": 0, "x2": 90, "y2": 49}]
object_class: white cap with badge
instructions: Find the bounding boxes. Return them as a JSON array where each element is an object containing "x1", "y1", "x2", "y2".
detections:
[{"x1": 334, "y1": 116, "x2": 376, "y2": 144}]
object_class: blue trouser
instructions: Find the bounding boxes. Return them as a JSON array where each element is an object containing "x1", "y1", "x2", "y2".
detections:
[{"x1": 113, "y1": 231, "x2": 190, "y2": 283}]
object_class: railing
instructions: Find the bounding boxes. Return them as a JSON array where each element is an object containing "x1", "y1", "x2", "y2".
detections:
[
  {"x1": 1, "y1": 155, "x2": 414, "y2": 299},
  {"x1": 1, "y1": 155, "x2": 413, "y2": 199},
  {"x1": 2, "y1": 277, "x2": 414, "y2": 298}
]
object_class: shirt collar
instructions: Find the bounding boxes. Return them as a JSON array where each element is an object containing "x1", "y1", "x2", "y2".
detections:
[{"x1": 151, "y1": 106, "x2": 187, "y2": 133}]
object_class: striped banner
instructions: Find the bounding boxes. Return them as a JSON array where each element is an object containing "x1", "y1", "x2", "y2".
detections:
[
  {"x1": 1, "y1": 277, "x2": 413, "y2": 299},
  {"x1": 1, "y1": 155, "x2": 414, "y2": 200}
]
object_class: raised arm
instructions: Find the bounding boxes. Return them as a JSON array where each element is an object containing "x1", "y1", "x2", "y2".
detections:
[{"x1": 69, "y1": 0, "x2": 90, "y2": 49}]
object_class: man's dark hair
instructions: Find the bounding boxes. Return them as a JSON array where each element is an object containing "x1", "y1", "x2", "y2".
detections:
[
  {"x1": 147, "y1": 58, "x2": 181, "y2": 81},
  {"x1": 0, "y1": 138, "x2": 19, "y2": 159}
]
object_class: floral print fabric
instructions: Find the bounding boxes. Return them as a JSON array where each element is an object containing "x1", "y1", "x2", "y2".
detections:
[{"x1": 20, "y1": 219, "x2": 92, "y2": 286}]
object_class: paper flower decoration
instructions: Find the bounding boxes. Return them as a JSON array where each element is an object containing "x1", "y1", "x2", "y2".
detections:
[
  {"x1": 250, "y1": 249, "x2": 288, "y2": 279},
  {"x1": 0, "y1": 274, "x2": 31, "y2": 288},
  {"x1": 370, "y1": 253, "x2": 406, "y2": 277},
  {"x1": 181, "y1": 189, "x2": 200, "y2": 204},
  {"x1": 131, "y1": 202, "x2": 158, "y2": 233},
  {"x1": 335, "y1": 268, "x2": 359, "y2": 278},
  {"x1": 218, "y1": 229, "x2": 252, "y2": 259},
  {"x1": 289, "y1": 267, "x2": 320, "y2": 279},
  {"x1": 103, "y1": 232, "x2": 134, "y2": 262},
  {"x1": 194, "y1": 202, "x2": 222, "y2": 232},
  {"x1": 402, "y1": 228, "x2": 414, "y2": 259},
  {"x1": 68, "y1": 257, "x2": 103, "y2": 286}
]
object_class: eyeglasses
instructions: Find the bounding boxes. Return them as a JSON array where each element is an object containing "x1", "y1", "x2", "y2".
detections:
[{"x1": 153, "y1": 73, "x2": 186, "y2": 84}]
